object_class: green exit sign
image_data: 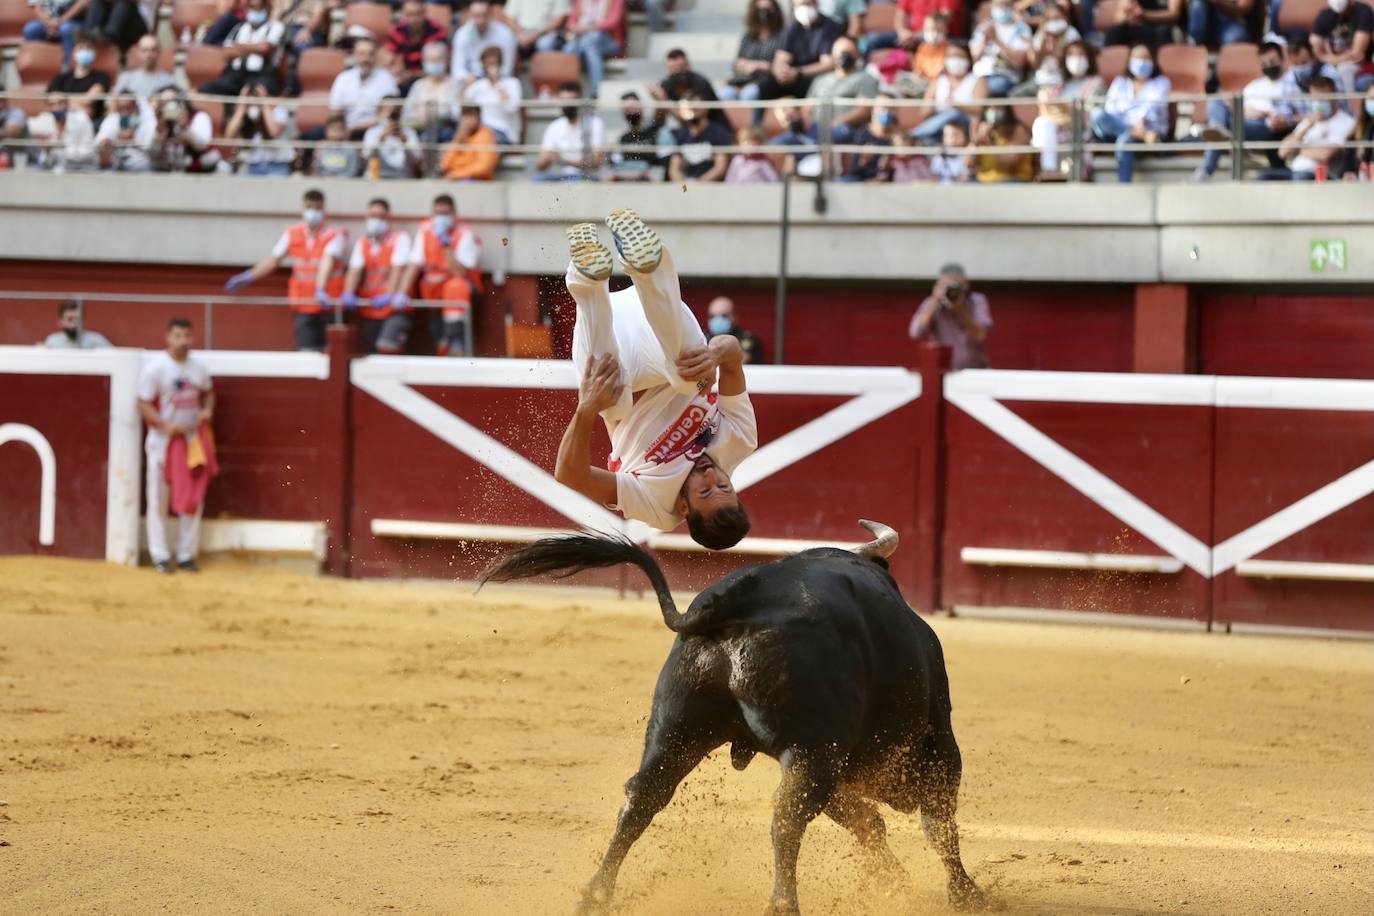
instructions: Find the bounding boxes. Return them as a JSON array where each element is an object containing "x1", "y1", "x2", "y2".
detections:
[{"x1": 1310, "y1": 239, "x2": 1348, "y2": 273}]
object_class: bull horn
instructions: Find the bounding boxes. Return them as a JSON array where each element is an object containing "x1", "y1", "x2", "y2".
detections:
[{"x1": 853, "y1": 519, "x2": 898, "y2": 559}]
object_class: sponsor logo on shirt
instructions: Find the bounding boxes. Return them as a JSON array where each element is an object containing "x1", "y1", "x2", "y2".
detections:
[{"x1": 643, "y1": 394, "x2": 718, "y2": 465}]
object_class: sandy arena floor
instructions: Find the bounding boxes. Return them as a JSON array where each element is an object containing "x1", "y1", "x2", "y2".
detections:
[{"x1": 1, "y1": 557, "x2": 1370, "y2": 915}]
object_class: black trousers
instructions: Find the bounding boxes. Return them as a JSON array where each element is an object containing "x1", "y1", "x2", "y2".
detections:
[
  {"x1": 84, "y1": 0, "x2": 147, "y2": 47},
  {"x1": 199, "y1": 67, "x2": 278, "y2": 97}
]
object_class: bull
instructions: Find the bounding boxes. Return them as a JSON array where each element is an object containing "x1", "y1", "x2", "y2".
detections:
[{"x1": 479, "y1": 520, "x2": 991, "y2": 914}]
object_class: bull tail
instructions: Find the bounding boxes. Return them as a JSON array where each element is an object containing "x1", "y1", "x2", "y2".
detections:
[{"x1": 477, "y1": 532, "x2": 687, "y2": 631}]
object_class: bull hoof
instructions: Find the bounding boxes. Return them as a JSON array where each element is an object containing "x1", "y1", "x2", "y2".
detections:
[
  {"x1": 764, "y1": 897, "x2": 801, "y2": 916},
  {"x1": 948, "y1": 878, "x2": 999, "y2": 911},
  {"x1": 575, "y1": 884, "x2": 613, "y2": 915}
]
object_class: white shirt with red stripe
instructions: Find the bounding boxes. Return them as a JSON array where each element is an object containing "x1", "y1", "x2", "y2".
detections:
[
  {"x1": 138, "y1": 351, "x2": 212, "y2": 454},
  {"x1": 609, "y1": 387, "x2": 757, "y2": 531}
]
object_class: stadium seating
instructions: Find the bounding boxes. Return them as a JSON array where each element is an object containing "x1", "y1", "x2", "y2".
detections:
[
  {"x1": 171, "y1": 0, "x2": 220, "y2": 43},
  {"x1": 295, "y1": 47, "x2": 348, "y2": 132},
  {"x1": 1097, "y1": 44, "x2": 1128, "y2": 84},
  {"x1": 184, "y1": 45, "x2": 231, "y2": 87},
  {"x1": 1158, "y1": 43, "x2": 1207, "y2": 94},
  {"x1": 0, "y1": 0, "x2": 28, "y2": 47},
  {"x1": 425, "y1": 2, "x2": 454, "y2": 33},
  {"x1": 342, "y1": 2, "x2": 393, "y2": 41},
  {"x1": 862, "y1": 3, "x2": 899, "y2": 32},
  {"x1": 529, "y1": 51, "x2": 581, "y2": 96},
  {"x1": 1275, "y1": 0, "x2": 1326, "y2": 30},
  {"x1": 1216, "y1": 42, "x2": 1262, "y2": 92}
]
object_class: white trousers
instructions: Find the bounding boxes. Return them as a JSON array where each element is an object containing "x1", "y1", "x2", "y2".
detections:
[
  {"x1": 146, "y1": 446, "x2": 203, "y2": 564},
  {"x1": 566, "y1": 245, "x2": 706, "y2": 423}
]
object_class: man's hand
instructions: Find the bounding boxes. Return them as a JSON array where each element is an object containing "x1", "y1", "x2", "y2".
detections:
[
  {"x1": 196, "y1": 408, "x2": 213, "y2": 424},
  {"x1": 675, "y1": 345, "x2": 716, "y2": 383},
  {"x1": 578, "y1": 354, "x2": 624, "y2": 415},
  {"x1": 164, "y1": 421, "x2": 190, "y2": 437}
]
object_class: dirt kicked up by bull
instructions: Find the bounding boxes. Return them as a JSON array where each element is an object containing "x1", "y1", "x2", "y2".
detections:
[{"x1": 479, "y1": 520, "x2": 996, "y2": 915}]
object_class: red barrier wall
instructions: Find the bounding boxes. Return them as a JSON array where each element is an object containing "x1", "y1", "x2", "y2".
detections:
[{"x1": 1198, "y1": 290, "x2": 1374, "y2": 380}]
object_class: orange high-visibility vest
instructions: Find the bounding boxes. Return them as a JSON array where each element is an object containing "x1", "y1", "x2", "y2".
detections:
[
  {"x1": 357, "y1": 232, "x2": 403, "y2": 320},
  {"x1": 286, "y1": 223, "x2": 347, "y2": 314},
  {"x1": 415, "y1": 219, "x2": 483, "y2": 291}
]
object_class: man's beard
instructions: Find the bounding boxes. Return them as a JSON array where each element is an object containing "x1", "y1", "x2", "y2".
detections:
[{"x1": 64, "y1": 327, "x2": 79, "y2": 341}]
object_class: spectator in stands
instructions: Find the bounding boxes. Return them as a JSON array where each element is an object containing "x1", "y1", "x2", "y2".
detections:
[
  {"x1": 806, "y1": 35, "x2": 880, "y2": 143},
  {"x1": 840, "y1": 101, "x2": 901, "y2": 180},
  {"x1": 534, "y1": 0, "x2": 624, "y2": 93},
  {"x1": 440, "y1": 105, "x2": 501, "y2": 179},
  {"x1": 1030, "y1": 40, "x2": 1102, "y2": 172},
  {"x1": 1102, "y1": 0, "x2": 1181, "y2": 47},
  {"x1": 725, "y1": 125, "x2": 780, "y2": 181},
  {"x1": 647, "y1": 50, "x2": 729, "y2": 129},
  {"x1": 536, "y1": 81, "x2": 606, "y2": 179},
  {"x1": 461, "y1": 46, "x2": 523, "y2": 143},
  {"x1": 706, "y1": 297, "x2": 764, "y2": 363},
  {"x1": 887, "y1": 131, "x2": 934, "y2": 180},
  {"x1": 224, "y1": 188, "x2": 347, "y2": 352},
  {"x1": 82, "y1": 0, "x2": 150, "y2": 49},
  {"x1": 867, "y1": 0, "x2": 963, "y2": 50},
  {"x1": 1269, "y1": 73, "x2": 1356, "y2": 177},
  {"x1": 198, "y1": 0, "x2": 285, "y2": 96},
  {"x1": 43, "y1": 300, "x2": 112, "y2": 348},
  {"x1": 908, "y1": 264, "x2": 990, "y2": 368},
  {"x1": 405, "y1": 42, "x2": 461, "y2": 143},
  {"x1": 47, "y1": 33, "x2": 112, "y2": 99},
  {"x1": 343, "y1": 197, "x2": 413, "y2": 354},
  {"x1": 23, "y1": 0, "x2": 85, "y2": 65},
  {"x1": 1283, "y1": 32, "x2": 1342, "y2": 107},
  {"x1": 387, "y1": 0, "x2": 448, "y2": 81},
  {"x1": 506, "y1": 0, "x2": 570, "y2": 54},
  {"x1": 928, "y1": 118, "x2": 972, "y2": 181},
  {"x1": 969, "y1": 0, "x2": 1032, "y2": 96},
  {"x1": 0, "y1": 95, "x2": 27, "y2": 148},
  {"x1": 912, "y1": 42, "x2": 986, "y2": 139},
  {"x1": 138, "y1": 317, "x2": 214, "y2": 575},
  {"x1": 1343, "y1": 82, "x2": 1374, "y2": 175},
  {"x1": 362, "y1": 98, "x2": 421, "y2": 178},
  {"x1": 1192, "y1": 40, "x2": 1291, "y2": 179},
  {"x1": 227, "y1": 82, "x2": 295, "y2": 175},
  {"x1": 113, "y1": 35, "x2": 175, "y2": 98},
  {"x1": 768, "y1": 98, "x2": 820, "y2": 174},
  {"x1": 284, "y1": 0, "x2": 340, "y2": 53},
  {"x1": 203, "y1": 0, "x2": 247, "y2": 45},
  {"x1": 767, "y1": 0, "x2": 843, "y2": 97},
  {"x1": 27, "y1": 93, "x2": 98, "y2": 170},
  {"x1": 1028, "y1": 3, "x2": 1079, "y2": 72},
  {"x1": 911, "y1": 13, "x2": 951, "y2": 89},
  {"x1": 823, "y1": 0, "x2": 866, "y2": 38},
  {"x1": 610, "y1": 92, "x2": 660, "y2": 179},
  {"x1": 151, "y1": 89, "x2": 223, "y2": 172},
  {"x1": 974, "y1": 104, "x2": 1033, "y2": 180},
  {"x1": 1091, "y1": 42, "x2": 1170, "y2": 182},
  {"x1": 402, "y1": 193, "x2": 483, "y2": 357},
  {"x1": 313, "y1": 114, "x2": 361, "y2": 176},
  {"x1": 453, "y1": 1, "x2": 518, "y2": 78},
  {"x1": 1187, "y1": 0, "x2": 1254, "y2": 48},
  {"x1": 869, "y1": 48, "x2": 924, "y2": 97},
  {"x1": 720, "y1": 0, "x2": 785, "y2": 106},
  {"x1": 668, "y1": 92, "x2": 733, "y2": 181},
  {"x1": 329, "y1": 38, "x2": 400, "y2": 138},
  {"x1": 96, "y1": 92, "x2": 156, "y2": 171},
  {"x1": 1312, "y1": 0, "x2": 1374, "y2": 92}
]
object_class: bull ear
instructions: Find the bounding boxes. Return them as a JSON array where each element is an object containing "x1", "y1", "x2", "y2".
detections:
[{"x1": 852, "y1": 519, "x2": 897, "y2": 559}]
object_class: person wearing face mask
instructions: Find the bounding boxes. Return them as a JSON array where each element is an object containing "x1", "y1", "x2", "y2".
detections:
[
  {"x1": 222, "y1": 189, "x2": 348, "y2": 353},
  {"x1": 668, "y1": 92, "x2": 734, "y2": 182},
  {"x1": 840, "y1": 100, "x2": 902, "y2": 181},
  {"x1": 1192, "y1": 41, "x2": 1292, "y2": 179},
  {"x1": 404, "y1": 42, "x2": 462, "y2": 143},
  {"x1": 805, "y1": 35, "x2": 881, "y2": 143},
  {"x1": 1342, "y1": 83, "x2": 1374, "y2": 175},
  {"x1": 907, "y1": 12, "x2": 952, "y2": 88},
  {"x1": 43, "y1": 301, "x2": 112, "y2": 349},
  {"x1": 1029, "y1": 40, "x2": 1101, "y2": 172},
  {"x1": 536, "y1": 82, "x2": 607, "y2": 179},
  {"x1": 865, "y1": 0, "x2": 963, "y2": 52},
  {"x1": 1028, "y1": 6, "x2": 1079, "y2": 71},
  {"x1": 197, "y1": 0, "x2": 285, "y2": 96},
  {"x1": 385, "y1": 0, "x2": 447, "y2": 80},
  {"x1": 22, "y1": 0, "x2": 84, "y2": 66},
  {"x1": 611, "y1": 92, "x2": 662, "y2": 180},
  {"x1": 973, "y1": 102, "x2": 1033, "y2": 181},
  {"x1": 720, "y1": 0, "x2": 785, "y2": 107},
  {"x1": 912, "y1": 43, "x2": 988, "y2": 140},
  {"x1": 227, "y1": 81, "x2": 294, "y2": 175},
  {"x1": 95, "y1": 92, "x2": 157, "y2": 171},
  {"x1": 1091, "y1": 43, "x2": 1170, "y2": 182},
  {"x1": 460, "y1": 46, "x2": 523, "y2": 144},
  {"x1": 47, "y1": 34, "x2": 112, "y2": 103},
  {"x1": 27, "y1": 93, "x2": 98, "y2": 170},
  {"x1": 402, "y1": 194, "x2": 484, "y2": 357},
  {"x1": 1186, "y1": 0, "x2": 1256, "y2": 49},
  {"x1": 1312, "y1": 0, "x2": 1374, "y2": 93},
  {"x1": 362, "y1": 97, "x2": 422, "y2": 178},
  {"x1": 341, "y1": 198, "x2": 415, "y2": 355},
  {"x1": 969, "y1": 0, "x2": 1032, "y2": 96},
  {"x1": 767, "y1": 99, "x2": 821, "y2": 175},
  {"x1": 705, "y1": 297, "x2": 763, "y2": 363},
  {"x1": 648, "y1": 50, "x2": 732, "y2": 129},
  {"x1": 1101, "y1": 0, "x2": 1182, "y2": 48},
  {"x1": 1270, "y1": 73, "x2": 1357, "y2": 178},
  {"x1": 765, "y1": 0, "x2": 843, "y2": 97},
  {"x1": 1278, "y1": 34, "x2": 1342, "y2": 112}
]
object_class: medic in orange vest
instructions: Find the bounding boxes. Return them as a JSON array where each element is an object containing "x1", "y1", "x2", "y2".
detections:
[
  {"x1": 399, "y1": 192, "x2": 482, "y2": 357},
  {"x1": 340, "y1": 197, "x2": 413, "y2": 355},
  {"x1": 223, "y1": 187, "x2": 348, "y2": 353}
]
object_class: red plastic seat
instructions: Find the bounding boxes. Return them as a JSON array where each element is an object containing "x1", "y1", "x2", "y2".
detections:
[
  {"x1": 171, "y1": 0, "x2": 220, "y2": 42},
  {"x1": 529, "y1": 51, "x2": 581, "y2": 95},
  {"x1": 1158, "y1": 43, "x2": 1207, "y2": 94},
  {"x1": 861, "y1": 3, "x2": 898, "y2": 32},
  {"x1": 1096, "y1": 44, "x2": 1128, "y2": 84},
  {"x1": 1216, "y1": 42, "x2": 1261, "y2": 92},
  {"x1": 342, "y1": 1, "x2": 394, "y2": 41}
]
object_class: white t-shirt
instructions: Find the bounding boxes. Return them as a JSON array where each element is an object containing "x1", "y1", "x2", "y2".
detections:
[
  {"x1": 1292, "y1": 110, "x2": 1356, "y2": 173},
  {"x1": 610, "y1": 388, "x2": 757, "y2": 530},
  {"x1": 461, "y1": 76, "x2": 523, "y2": 141},
  {"x1": 1240, "y1": 75, "x2": 1284, "y2": 116},
  {"x1": 329, "y1": 66, "x2": 401, "y2": 130},
  {"x1": 138, "y1": 351, "x2": 212, "y2": 453},
  {"x1": 348, "y1": 231, "x2": 412, "y2": 270},
  {"x1": 95, "y1": 101, "x2": 158, "y2": 172},
  {"x1": 225, "y1": 18, "x2": 286, "y2": 73},
  {"x1": 540, "y1": 115, "x2": 605, "y2": 176}
]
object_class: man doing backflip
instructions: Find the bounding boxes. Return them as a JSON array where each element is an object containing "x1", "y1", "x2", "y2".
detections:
[{"x1": 554, "y1": 210, "x2": 756, "y2": 550}]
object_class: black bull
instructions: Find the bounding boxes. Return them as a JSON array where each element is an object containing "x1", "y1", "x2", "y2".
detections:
[{"x1": 480, "y1": 521, "x2": 992, "y2": 914}]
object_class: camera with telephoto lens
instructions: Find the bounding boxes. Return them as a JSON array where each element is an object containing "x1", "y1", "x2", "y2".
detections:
[{"x1": 943, "y1": 282, "x2": 964, "y2": 304}]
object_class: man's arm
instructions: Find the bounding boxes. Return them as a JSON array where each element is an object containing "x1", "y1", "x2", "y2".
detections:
[
  {"x1": 948, "y1": 294, "x2": 989, "y2": 344},
  {"x1": 138, "y1": 399, "x2": 183, "y2": 436},
  {"x1": 198, "y1": 389, "x2": 216, "y2": 424},
  {"x1": 554, "y1": 355, "x2": 622, "y2": 504}
]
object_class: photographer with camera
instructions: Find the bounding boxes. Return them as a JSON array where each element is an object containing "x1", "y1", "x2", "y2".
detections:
[
  {"x1": 907, "y1": 263, "x2": 991, "y2": 369},
  {"x1": 151, "y1": 88, "x2": 222, "y2": 173},
  {"x1": 361, "y1": 97, "x2": 422, "y2": 178}
]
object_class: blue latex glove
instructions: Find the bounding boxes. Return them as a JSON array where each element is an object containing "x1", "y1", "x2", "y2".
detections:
[
  {"x1": 340, "y1": 290, "x2": 358, "y2": 310},
  {"x1": 392, "y1": 292, "x2": 411, "y2": 311},
  {"x1": 436, "y1": 231, "x2": 452, "y2": 247},
  {"x1": 315, "y1": 287, "x2": 332, "y2": 308},
  {"x1": 371, "y1": 291, "x2": 392, "y2": 311},
  {"x1": 224, "y1": 270, "x2": 254, "y2": 293}
]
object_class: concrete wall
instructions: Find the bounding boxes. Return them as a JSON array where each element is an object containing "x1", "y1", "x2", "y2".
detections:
[{"x1": 2, "y1": 173, "x2": 1370, "y2": 284}]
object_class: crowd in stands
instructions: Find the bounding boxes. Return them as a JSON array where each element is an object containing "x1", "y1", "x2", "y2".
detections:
[{"x1": 1, "y1": 0, "x2": 1371, "y2": 181}]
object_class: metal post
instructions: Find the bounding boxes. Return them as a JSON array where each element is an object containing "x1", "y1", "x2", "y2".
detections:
[
  {"x1": 773, "y1": 171, "x2": 790, "y2": 366},
  {"x1": 74, "y1": 296, "x2": 85, "y2": 340},
  {"x1": 1229, "y1": 92, "x2": 1244, "y2": 182},
  {"x1": 1070, "y1": 99, "x2": 1083, "y2": 183},
  {"x1": 203, "y1": 300, "x2": 213, "y2": 350}
]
